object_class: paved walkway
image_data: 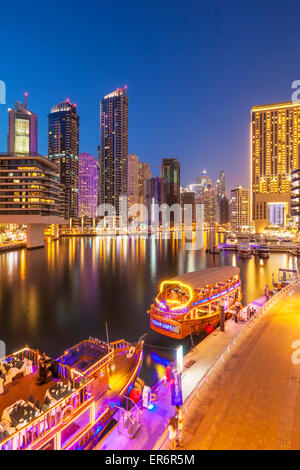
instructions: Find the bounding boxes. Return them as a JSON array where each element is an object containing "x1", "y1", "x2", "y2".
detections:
[
  {"x1": 96, "y1": 297, "x2": 266, "y2": 450},
  {"x1": 177, "y1": 285, "x2": 300, "y2": 450}
]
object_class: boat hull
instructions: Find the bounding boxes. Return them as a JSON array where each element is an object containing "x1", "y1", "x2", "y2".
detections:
[{"x1": 150, "y1": 309, "x2": 231, "y2": 339}]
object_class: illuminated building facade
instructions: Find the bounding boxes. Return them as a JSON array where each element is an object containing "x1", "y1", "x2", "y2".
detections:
[
  {"x1": 161, "y1": 158, "x2": 181, "y2": 206},
  {"x1": 291, "y1": 168, "x2": 300, "y2": 229},
  {"x1": 230, "y1": 186, "x2": 250, "y2": 228},
  {"x1": 8, "y1": 94, "x2": 38, "y2": 154},
  {"x1": 219, "y1": 195, "x2": 229, "y2": 224},
  {"x1": 0, "y1": 153, "x2": 63, "y2": 218},
  {"x1": 251, "y1": 101, "x2": 300, "y2": 231},
  {"x1": 138, "y1": 161, "x2": 151, "y2": 205},
  {"x1": 216, "y1": 169, "x2": 226, "y2": 223},
  {"x1": 48, "y1": 99, "x2": 79, "y2": 219},
  {"x1": 202, "y1": 187, "x2": 216, "y2": 226},
  {"x1": 79, "y1": 153, "x2": 98, "y2": 218},
  {"x1": 98, "y1": 88, "x2": 128, "y2": 216},
  {"x1": 146, "y1": 176, "x2": 165, "y2": 225},
  {"x1": 128, "y1": 154, "x2": 139, "y2": 207}
]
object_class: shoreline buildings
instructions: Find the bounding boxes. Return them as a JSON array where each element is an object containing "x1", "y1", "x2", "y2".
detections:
[
  {"x1": 8, "y1": 94, "x2": 38, "y2": 155},
  {"x1": 48, "y1": 99, "x2": 79, "y2": 219},
  {"x1": 230, "y1": 186, "x2": 250, "y2": 229},
  {"x1": 79, "y1": 153, "x2": 98, "y2": 218},
  {"x1": 251, "y1": 101, "x2": 300, "y2": 232},
  {"x1": 128, "y1": 154, "x2": 139, "y2": 208},
  {"x1": 98, "y1": 87, "x2": 128, "y2": 218}
]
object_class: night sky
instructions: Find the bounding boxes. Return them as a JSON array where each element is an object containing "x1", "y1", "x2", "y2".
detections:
[{"x1": 0, "y1": 0, "x2": 299, "y2": 192}]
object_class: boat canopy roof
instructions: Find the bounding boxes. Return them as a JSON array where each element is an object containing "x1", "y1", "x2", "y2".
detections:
[{"x1": 169, "y1": 266, "x2": 240, "y2": 290}]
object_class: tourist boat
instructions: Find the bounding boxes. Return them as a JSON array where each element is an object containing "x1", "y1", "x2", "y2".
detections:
[
  {"x1": 239, "y1": 243, "x2": 252, "y2": 258},
  {"x1": 257, "y1": 244, "x2": 270, "y2": 259},
  {"x1": 148, "y1": 266, "x2": 242, "y2": 339},
  {"x1": 0, "y1": 338, "x2": 143, "y2": 450}
]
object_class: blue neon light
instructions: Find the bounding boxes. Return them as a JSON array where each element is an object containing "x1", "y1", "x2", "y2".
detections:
[{"x1": 151, "y1": 318, "x2": 180, "y2": 334}]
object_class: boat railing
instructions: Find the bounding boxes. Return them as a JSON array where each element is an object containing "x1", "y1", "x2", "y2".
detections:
[
  {"x1": 3, "y1": 346, "x2": 40, "y2": 368},
  {"x1": 0, "y1": 374, "x2": 94, "y2": 451},
  {"x1": 110, "y1": 339, "x2": 132, "y2": 351}
]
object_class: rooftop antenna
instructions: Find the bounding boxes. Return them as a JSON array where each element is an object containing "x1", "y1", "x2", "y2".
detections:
[{"x1": 24, "y1": 92, "x2": 28, "y2": 109}]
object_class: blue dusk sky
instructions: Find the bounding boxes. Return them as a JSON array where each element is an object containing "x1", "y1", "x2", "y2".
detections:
[{"x1": 0, "y1": 0, "x2": 299, "y2": 192}]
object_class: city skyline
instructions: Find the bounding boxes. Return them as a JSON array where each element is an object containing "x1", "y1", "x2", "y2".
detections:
[{"x1": 1, "y1": 1, "x2": 300, "y2": 192}]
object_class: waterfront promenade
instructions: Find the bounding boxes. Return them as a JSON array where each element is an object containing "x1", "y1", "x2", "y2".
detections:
[
  {"x1": 97, "y1": 297, "x2": 266, "y2": 450},
  {"x1": 159, "y1": 282, "x2": 300, "y2": 450}
]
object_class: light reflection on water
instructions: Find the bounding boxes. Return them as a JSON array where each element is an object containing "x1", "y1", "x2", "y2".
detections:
[{"x1": 0, "y1": 233, "x2": 298, "y2": 386}]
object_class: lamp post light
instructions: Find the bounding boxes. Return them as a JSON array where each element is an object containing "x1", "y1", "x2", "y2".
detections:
[{"x1": 176, "y1": 345, "x2": 183, "y2": 373}]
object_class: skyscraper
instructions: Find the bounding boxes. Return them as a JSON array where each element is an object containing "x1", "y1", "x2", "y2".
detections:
[
  {"x1": 161, "y1": 158, "x2": 181, "y2": 206},
  {"x1": 98, "y1": 87, "x2": 128, "y2": 216},
  {"x1": 146, "y1": 176, "x2": 165, "y2": 225},
  {"x1": 128, "y1": 154, "x2": 139, "y2": 207},
  {"x1": 8, "y1": 93, "x2": 38, "y2": 154},
  {"x1": 138, "y1": 161, "x2": 151, "y2": 205},
  {"x1": 251, "y1": 101, "x2": 300, "y2": 231},
  {"x1": 79, "y1": 153, "x2": 98, "y2": 218},
  {"x1": 219, "y1": 195, "x2": 229, "y2": 224},
  {"x1": 48, "y1": 99, "x2": 79, "y2": 219},
  {"x1": 230, "y1": 186, "x2": 250, "y2": 228}
]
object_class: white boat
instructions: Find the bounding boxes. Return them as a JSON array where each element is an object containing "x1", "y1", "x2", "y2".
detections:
[{"x1": 239, "y1": 243, "x2": 252, "y2": 258}]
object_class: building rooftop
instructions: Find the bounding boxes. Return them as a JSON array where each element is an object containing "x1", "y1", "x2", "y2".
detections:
[
  {"x1": 252, "y1": 101, "x2": 300, "y2": 111},
  {"x1": 170, "y1": 266, "x2": 240, "y2": 289}
]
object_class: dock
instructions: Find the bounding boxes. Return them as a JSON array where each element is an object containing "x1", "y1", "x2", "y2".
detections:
[{"x1": 96, "y1": 296, "x2": 267, "y2": 450}]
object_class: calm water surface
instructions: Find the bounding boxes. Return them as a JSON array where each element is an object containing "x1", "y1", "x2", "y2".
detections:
[{"x1": 0, "y1": 234, "x2": 298, "y2": 385}]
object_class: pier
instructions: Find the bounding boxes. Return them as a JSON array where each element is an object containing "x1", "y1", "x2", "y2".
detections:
[{"x1": 97, "y1": 296, "x2": 267, "y2": 450}]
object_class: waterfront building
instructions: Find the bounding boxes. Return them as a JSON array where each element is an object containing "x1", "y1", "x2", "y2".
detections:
[
  {"x1": 145, "y1": 176, "x2": 165, "y2": 225},
  {"x1": 196, "y1": 169, "x2": 212, "y2": 197},
  {"x1": 98, "y1": 87, "x2": 128, "y2": 217},
  {"x1": 291, "y1": 168, "x2": 300, "y2": 229},
  {"x1": 0, "y1": 152, "x2": 64, "y2": 248},
  {"x1": 138, "y1": 161, "x2": 151, "y2": 205},
  {"x1": 161, "y1": 158, "x2": 181, "y2": 206},
  {"x1": 181, "y1": 191, "x2": 196, "y2": 225},
  {"x1": 8, "y1": 94, "x2": 38, "y2": 154},
  {"x1": 48, "y1": 99, "x2": 79, "y2": 219},
  {"x1": 202, "y1": 187, "x2": 216, "y2": 226},
  {"x1": 219, "y1": 194, "x2": 229, "y2": 224},
  {"x1": 128, "y1": 154, "x2": 139, "y2": 207},
  {"x1": 216, "y1": 170, "x2": 226, "y2": 223},
  {"x1": 251, "y1": 101, "x2": 300, "y2": 232},
  {"x1": 79, "y1": 153, "x2": 98, "y2": 218},
  {"x1": 230, "y1": 186, "x2": 250, "y2": 228}
]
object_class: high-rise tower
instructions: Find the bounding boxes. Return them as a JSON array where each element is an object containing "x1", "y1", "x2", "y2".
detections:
[
  {"x1": 251, "y1": 101, "x2": 300, "y2": 231},
  {"x1": 48, "y1": 99, "x2": 79, "y2": 219},
  {"x1": 8, "y1": 93, "x2": 38, "y2": 154},
  {"x1": 98, "y1": 87, "x2": 128, "y2": 216}
]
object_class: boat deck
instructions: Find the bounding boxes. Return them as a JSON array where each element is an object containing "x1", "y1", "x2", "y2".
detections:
[
  {"x1": 94, "y1": 348, "x2": 142, "y2": 416},
  {"x1": 0, "y1": 370, "x2": 58, "y2": 421},
  {"x1": 61, "y1": 343, "x2": 108, "y2": 373}
]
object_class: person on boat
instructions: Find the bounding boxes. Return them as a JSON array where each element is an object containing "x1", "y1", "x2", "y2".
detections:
[
  {"x1": 175, "y1": 405, "x2": 183, "y2": 448},
  {"x1": 168, "y1": 417, "x2": 177, "y2": 450}
]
